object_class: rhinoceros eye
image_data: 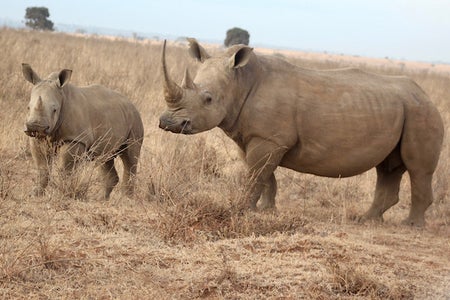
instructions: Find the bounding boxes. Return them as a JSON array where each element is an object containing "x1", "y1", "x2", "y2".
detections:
[{"x1": 203, "y1": 92, "x2": 212, "y2": 105}]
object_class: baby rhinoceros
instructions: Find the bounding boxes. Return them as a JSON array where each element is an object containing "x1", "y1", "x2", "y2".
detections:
[{"x1": 22, "y1": 64, "x2": 144, "y2": 199}]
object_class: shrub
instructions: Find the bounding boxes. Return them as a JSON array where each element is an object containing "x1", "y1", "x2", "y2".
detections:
[{"x1": 224, "y1": 27, "x2": 250, "y2": 47}]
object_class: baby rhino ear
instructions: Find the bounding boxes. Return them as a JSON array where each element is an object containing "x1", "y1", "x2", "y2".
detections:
[
  {"x1": 22, "y1": 63, "x2": 41, "y2": 85},
  {"x1": 58, "y1": 69, "x2": 72, "y2": 88}
]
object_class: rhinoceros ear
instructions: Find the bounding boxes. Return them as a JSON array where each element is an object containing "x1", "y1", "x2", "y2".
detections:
[
  {"x1": 22, "y1": 63, "x2": 41, "y2": 85},
  {"x1": 229, "y1": 46, "x2": 254, "y2": 69},
  {"x1": 187, "y1": 38, "x2": 210, "y2": 63},
  {"x1": 57, "y1": 69, "x2": 72, "y2": 88}
]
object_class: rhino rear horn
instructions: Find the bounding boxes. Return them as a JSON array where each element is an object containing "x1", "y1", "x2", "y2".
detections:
[
  {"x1": 161, "y1": 40, "x2": 183, "y2": 103},
  {"x1": 181, "y1": 68, "x2": 196, "y2": 90}
]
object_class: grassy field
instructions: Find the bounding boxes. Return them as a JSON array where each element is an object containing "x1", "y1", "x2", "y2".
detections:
[{"x1": 0, "y1": 28, "x2": 449, "y2": 299}]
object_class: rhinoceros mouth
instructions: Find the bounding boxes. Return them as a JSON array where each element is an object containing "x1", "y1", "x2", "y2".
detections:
[
  {"x1": 159, "y1": 119, "x2": 193, "y2": 134},
  {"x1": 24, "y1": 130, "x2": 48, "y2": 138},
  {"x1": 24, "y1": 123, "x2": 51, "y2": 138},
  {"x1": 161, "y1": 125, "x2": 193, "y2": 135}
]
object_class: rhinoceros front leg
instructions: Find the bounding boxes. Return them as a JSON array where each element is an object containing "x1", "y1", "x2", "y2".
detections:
[
  {"x1": 258, "y1": 173, "x2": 277, "y2": 210},
  {"x1": 29, "y1": 138, "x2": 52, "y2": 196},
  {"x1": 60, "y1": 142, "x2": 86, "y2": 171},
  {"x1": 59, "y1": 142, "x2": 87, "y2": 198},
  {"x1": 245, "y1": 138, "x2": 286, "y2": 210}
]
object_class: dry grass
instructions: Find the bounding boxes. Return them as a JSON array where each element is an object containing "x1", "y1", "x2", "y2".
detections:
[{"x1": 0, "y1": 28, "x2": 449, "y2": 299}]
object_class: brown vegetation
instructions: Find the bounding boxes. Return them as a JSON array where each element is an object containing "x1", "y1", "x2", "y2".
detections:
[{"x1": 0, "y1": 28, "x2": 449, "y2": 299}]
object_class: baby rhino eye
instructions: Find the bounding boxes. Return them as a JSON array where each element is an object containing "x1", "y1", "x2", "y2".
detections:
[{"x1": 203, "y1": 92, "x2": 212, "y2": 104}]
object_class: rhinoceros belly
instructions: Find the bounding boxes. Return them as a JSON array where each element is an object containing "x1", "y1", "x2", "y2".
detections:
[{"x1": 280, "y1": 97, "x2": 404, "y2": 177}]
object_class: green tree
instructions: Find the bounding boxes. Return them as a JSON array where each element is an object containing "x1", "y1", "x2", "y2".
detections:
[
  {"x1": 25, "y1": 7, "x2": 54, "y2": 31},
  {"x1": 224, "y1": 27, "x2": 250, "y2": 47}
]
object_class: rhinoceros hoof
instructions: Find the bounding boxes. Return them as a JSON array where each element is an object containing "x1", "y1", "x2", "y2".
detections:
[
  {"x1": 31, "y1": 187, "x2": 45, "y2": 197},
  {"x1": 352, "y1": 214, "x2": 383, "y2": 224},
  {"x1": 257, "y1": 204, "x2": 277, "y2": 213},
  {"x1": 401, "y1": 217, "x2": 425, "y2": 227},
  {"x1": 120, "y1": 186, "x2": 134, "y2": 197}
]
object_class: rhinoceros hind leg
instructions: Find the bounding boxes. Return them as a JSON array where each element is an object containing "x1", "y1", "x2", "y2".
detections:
[
  {"x1": 258, "y1": 173, "x2": 277, "y2": 210},
  {"x1": 400, "y1": 107, "x2": 443, "y2": 226},
  {"x1": 402, "y1": 172, "x2": 433, "y2": 227},
  {"x1": 119, "y1": 144, "x2": 140, "y2": 196},
  {"x1": 361, "y1": 158, "x2": 406, "y2": 223},
  {"x1": 101, "y1": 159, "x2": 119, "y2": 199}
]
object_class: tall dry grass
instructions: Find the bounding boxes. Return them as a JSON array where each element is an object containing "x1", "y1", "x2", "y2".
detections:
[{"x1": 0, "y1": 28, "x2": 449, "y2": 299}]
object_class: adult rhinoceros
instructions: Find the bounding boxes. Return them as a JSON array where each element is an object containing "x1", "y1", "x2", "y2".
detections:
[
  {"x1": 158, "y1": 40, "x2": 444, "y2": 226},
  {"x1": 22, "y1": 64, "x2": 144, "y2": 199}
]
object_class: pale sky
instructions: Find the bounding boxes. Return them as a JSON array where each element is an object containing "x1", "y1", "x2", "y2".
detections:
[{"x1": 1, "y1": 0, "x2": 450, "y2": 63}]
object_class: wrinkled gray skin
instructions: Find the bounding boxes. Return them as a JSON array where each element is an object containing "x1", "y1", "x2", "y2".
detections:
[
  {"x1": 22, "y1": 64, "x2": 144, "y2": 199},
  {"x1": 159, "y1": 39, "x2": 444, "y2": 226}
]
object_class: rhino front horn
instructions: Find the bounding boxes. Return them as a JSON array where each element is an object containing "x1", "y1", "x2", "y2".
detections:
[{"x1": 161, "y1": 40, "x2": 183, "y2": 104}]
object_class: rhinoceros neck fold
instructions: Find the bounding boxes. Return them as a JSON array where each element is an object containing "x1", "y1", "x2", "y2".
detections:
[
  {"x1": 49, "y1": 88, "x2": 66, "y2": 142},
  {"x1": 219, "y1": 79, "x2": 258, "y2": 136}
]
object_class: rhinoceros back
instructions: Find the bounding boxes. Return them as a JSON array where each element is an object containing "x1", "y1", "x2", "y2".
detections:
[
  {"x1": 59, "y1": 84, "x2": 143, "y2": 157},
  {"x1": 279, "y1": 69, "x2": 413, "y2": 177}
]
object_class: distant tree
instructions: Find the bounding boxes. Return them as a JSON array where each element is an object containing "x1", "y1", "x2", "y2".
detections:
[
  {"x1": 224, "y1": 27, "x2": 250, "y2": 47},
  {"x1": 25, "y1": 7, "x2": 54, "y2": 31}
]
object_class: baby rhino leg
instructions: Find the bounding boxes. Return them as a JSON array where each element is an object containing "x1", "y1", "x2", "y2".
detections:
[
  {"x1": 100, "y1": 159, "x2": 119, "y2": 199},
  {"x1": 59, "y1": 142, "x2": 88, "y2": 198},
  {"x1": 29, "y1": 138, "x2": 52, "y2": 196}
]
